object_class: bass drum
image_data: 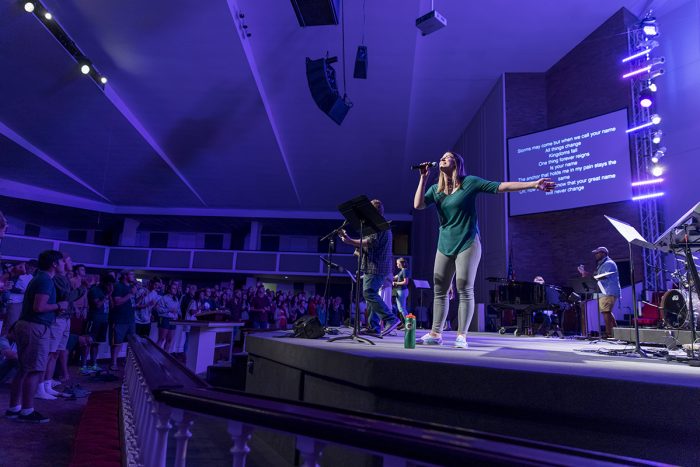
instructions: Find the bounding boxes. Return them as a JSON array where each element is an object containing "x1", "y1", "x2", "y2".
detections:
[{"x1": 661, "y1": 289, "x2": 700, "y2": 329}]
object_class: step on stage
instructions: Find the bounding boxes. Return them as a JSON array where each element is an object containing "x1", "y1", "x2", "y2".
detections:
[{"x1": 245, "y1": 330, "x2": 700, "y2": 466}]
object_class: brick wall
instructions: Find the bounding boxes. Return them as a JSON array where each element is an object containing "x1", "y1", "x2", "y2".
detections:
[{"x1": 506, "y1": 8, "x2": 645, "y2": 287}]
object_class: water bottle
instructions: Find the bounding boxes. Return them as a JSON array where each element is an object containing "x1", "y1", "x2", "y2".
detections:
[{"x1": 404, "y1": 313, "x2": 416, "y2": 349}]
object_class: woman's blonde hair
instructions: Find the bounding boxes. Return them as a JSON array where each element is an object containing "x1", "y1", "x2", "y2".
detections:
[
  {"x1": 437, "y1": 151, "x2": 466, "y2": 194},
  {"x1": 396, "y1": 257, "x2": 407, "y2": 268}
]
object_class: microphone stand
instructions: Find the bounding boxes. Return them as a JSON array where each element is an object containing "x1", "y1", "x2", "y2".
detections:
[
  {"x1": 681, "y1": 225, "x2": 698, "y2": 361},
  {"x1": 320, "y1": 222, "x2": 347, "y2": 328}
]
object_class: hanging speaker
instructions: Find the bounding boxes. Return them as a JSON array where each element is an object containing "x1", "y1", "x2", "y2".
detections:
[
  {"x1": 290, "y1": 0, "x2": 340, "y2": 27},
  {"x1": 305, "y1": 56, "x2": 352, "y2": 125},
  {"x1": 353, "y1": 45, "x2": 368, "y2": 79}
]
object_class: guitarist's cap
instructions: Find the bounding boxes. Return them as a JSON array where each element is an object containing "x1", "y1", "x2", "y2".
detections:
[{"x1": 591, "y1": 246, "x2": 609, "y2": 255}]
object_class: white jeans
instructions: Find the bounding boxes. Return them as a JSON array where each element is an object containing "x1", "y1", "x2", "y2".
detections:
[{"x1": 431, "y1": 236, "x2": 482, "y2": 335}]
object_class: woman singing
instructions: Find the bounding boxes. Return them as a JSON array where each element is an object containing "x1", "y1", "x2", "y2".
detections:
[{"x1": 413, "y1": 151, "x2": 554, "y2": 348}]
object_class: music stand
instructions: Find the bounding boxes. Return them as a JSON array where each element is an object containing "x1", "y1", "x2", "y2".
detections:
[
  {"x1": 412, "y1": 279, "x2": 431, "y2": 329},
  {"x1": 328, "y1": 195, "x2": 391, "y2": 345},
  {"x1": 604, "y1": 215, "x2": 653, "y2": 358}
]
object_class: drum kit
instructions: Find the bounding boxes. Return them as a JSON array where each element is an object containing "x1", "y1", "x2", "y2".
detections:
[
  {"x1": 654, "y1": 202, "x2": 700, "y2": 332},
  {"x1": 659, "y1": 287, "x2": 699, "y2": 330}
]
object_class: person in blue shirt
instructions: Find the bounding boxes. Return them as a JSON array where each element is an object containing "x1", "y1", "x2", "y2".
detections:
[{"x1": 578, "y1": 246, "x2": 620, "y2": 338}]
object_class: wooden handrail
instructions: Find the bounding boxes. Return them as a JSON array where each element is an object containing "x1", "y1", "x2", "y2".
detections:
[
  {"x1": 126, "y1": 337, "x2": 660, "y2": 466},
  {"x1": 127, "y1": 335, "x2": 209, "y2": 393},
  {"x1": 155, "y1": 387, "x2": 660, "y2": 467}
]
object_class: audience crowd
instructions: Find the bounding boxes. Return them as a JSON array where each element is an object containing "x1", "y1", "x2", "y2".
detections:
[{"x1": 0, "y1": 210, "x2": 414, "y2": 424}]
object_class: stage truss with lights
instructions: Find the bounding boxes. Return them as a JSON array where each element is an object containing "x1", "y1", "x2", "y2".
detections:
[{"x1": 624, "y1": 15, "x2": 666, "y2": 292}]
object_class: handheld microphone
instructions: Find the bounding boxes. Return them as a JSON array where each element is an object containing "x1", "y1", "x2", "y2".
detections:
[{"x1": 410, "y1": 161, "x2": 437, "y2": 170}]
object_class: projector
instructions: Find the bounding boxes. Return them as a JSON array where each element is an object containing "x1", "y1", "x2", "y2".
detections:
[{"x1": 416, "y1": 10, "x2": 447, "y2": 36}]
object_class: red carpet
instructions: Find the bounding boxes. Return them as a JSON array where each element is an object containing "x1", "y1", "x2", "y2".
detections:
[{"x1": 69, "y1": 389, "x2": 122, "y2": 467}]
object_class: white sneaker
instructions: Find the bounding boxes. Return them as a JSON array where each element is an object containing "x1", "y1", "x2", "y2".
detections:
[
  {"x1": 35, "y1": 384, "x2": 57, "y2": 400},
  {"x1": 44, "y1": 382, "x2": 61, "y2": 396},
  {"x1": 417, "y1": 333, "x2": 443, "y2": 345},
  {"x1": 454, "y1": 335, "x2": 468, "y2": 349}
]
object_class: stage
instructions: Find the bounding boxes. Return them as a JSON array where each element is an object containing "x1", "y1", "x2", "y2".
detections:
[{"x1": 244, "y1": 330, "x2": 700, "y2": 465}]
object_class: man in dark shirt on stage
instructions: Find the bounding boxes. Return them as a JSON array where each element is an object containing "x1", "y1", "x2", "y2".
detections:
[{"x1": 338, "y1": 199, "x2": 400, "y2": 337}]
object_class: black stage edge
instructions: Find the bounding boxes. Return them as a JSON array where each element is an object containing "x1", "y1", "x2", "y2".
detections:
[{"x1": 245, "y1": 331, "x2": 700, "y2": 466}]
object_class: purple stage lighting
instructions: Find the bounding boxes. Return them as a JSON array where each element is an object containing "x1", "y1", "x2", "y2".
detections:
[
  {"x1": 631, "y1": 178, "x2": 664, "y2": 187},
  {"x1": 623, "y1": 58, "x2": 665, "y2": 79},
  {"x1": 639, "y1": 88, "x2": 653, "y2": 107},
  {"x1": 626, "y1": 121, "x2": 653, "y2": 133},
  {"x1": 632, "y1": 192, "x2": 664, "y2": 201},
  {"x1": 652, "y1": 130, "x2": 663, "y2": 144},
  {"x1": 622, "y1": 65, "x2": 651, "y2": 79}
]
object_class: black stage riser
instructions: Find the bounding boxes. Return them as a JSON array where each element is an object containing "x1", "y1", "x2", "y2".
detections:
[{"x1": 244, "y1": 333, "x2": 700, "y2": 466}]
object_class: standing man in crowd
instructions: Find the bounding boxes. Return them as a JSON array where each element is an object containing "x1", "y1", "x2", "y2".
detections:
[
  {"x1": 84, "y1": 273, "x2": 114, "y2": 373},
  {"x1": 6, "y1": 250, "x2": 66, "y2": 423},
  {"x1": 338, "y1": 199, "x2": 401, "y2": 337},
  {"x1": 109, "y1": 270, "x2": 136, "y2": 371},
  {"x1": 5, "y1": 262, "x2": 33, "y2": 331}
]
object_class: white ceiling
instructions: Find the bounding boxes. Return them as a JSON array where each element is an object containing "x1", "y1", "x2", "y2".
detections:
[{"x1": 1, "y1": 0, "x2": 670, "y2": 220}]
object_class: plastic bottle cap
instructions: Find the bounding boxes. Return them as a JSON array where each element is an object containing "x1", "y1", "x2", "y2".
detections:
[{"x1": 407, "y1": 313, "x2": 415, "y2": 319}]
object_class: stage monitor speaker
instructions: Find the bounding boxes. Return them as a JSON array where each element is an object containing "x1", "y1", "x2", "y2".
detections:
[
  {"x1": 353, "y1": 45, "x2": 367, "y2": 79},
  {"x1": 293, "y1": 315, "x2": 326, "y2": 339},
  {"x1": 306, "y1": 57, "x2": 352, "y2": 125},
  {"x1": 291, "y1": 0, "x2": 340, "y2": 27}
]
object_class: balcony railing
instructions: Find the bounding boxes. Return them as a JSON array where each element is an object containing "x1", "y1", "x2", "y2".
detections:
[
  {"x1": 1, "y1": 233, "x2": 394, "y2": 277},
  {"x1": 123, "y1": 336, "x2": 660, "y2": 467}
]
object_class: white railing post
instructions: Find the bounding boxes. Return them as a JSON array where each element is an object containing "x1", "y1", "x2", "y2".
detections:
[
  {"x1": 172, "y1": 408, "x2": 195, "y2": 467},
  {"x1": 228, "y1": 421, "x2": 253, "y2": 467},
  {"x1": 121, "y1": 352, "x2": 143, "y2": 466},
  {"x1": 148, "y1": 402, "x2": 173, "y2": 467},
  {"x1": 142, "y1": 392, "x2": 158, "y2": 464},
  {"x1": 296, "y1": 436, "x2": 325, "y2": 467}
]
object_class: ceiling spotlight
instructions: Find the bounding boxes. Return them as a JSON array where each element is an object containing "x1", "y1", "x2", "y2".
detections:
[
  {"x1": 80, "y1": 64, "x2": 91, "y2": 75},
  {"x1": 651, "y1": 147, "x2": 667, "y2": 164},
  {"x1": 641, "y1": 17, "x2": 659, "y2": 37},
  {"x1": 100, "y1": 76, "x2": 108, "y2": 84},
  {"x1": 651, "y1": 164, "x2": 664, "y2": 177},
  {"x1": 639, "y1": 88, "x2": 653, "y2": 108},
  {"x1": 652, "y1": 130, "x2": 663, "y2": 144},
  {"x1": 648, "y1": 82, "x2": 658, "y2": 92},
  {"x1": 651, "y1": 114, "x2": 661, "y2": 125},
  {"x1": 24, "y1": 2, "x2": 34, "y2": 13},
  {"x1": 44, "y1": 12, "x2": 52, "y2": 20}
]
